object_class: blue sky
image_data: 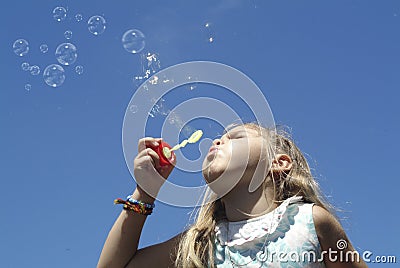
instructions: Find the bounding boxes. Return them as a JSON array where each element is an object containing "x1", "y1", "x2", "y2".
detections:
[{"x1": 1, "y1": 0, "x2": 399, "y2": 267}]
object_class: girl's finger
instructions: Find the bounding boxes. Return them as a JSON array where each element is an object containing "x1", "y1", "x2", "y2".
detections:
[{"x1": 138, "y1": 137, "x2": 163, "y2": 152}]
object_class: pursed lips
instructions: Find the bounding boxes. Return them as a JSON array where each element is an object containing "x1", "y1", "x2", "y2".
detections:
[{"x1": 207, "y1": 146, "x2": 219, "y2": 156}]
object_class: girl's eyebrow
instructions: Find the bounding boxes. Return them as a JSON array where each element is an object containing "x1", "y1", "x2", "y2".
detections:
[{"x1": 225, "y1": 128, "x2": 248, "y2": 137}]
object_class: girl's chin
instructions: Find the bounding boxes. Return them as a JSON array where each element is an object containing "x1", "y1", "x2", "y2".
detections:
[{"x1": 202, "y1": 164, "x2": 223, "y2": 183}]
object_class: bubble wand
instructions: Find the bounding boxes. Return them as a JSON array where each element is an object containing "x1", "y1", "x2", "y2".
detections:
[{"x1": 147, "y1": 130, "x2": 203, "y2": 166}]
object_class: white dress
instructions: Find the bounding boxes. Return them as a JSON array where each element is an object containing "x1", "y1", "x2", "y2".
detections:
[{"x1": 214, "y1": 196, "x2": 326, "y2": 267}]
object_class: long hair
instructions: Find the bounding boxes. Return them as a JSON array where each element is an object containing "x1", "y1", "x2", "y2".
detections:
[{"x1": 175, "y1": 123, "x2": 335, "y2": 268}]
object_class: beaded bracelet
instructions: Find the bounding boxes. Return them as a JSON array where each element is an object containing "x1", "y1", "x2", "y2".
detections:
[{"x1": 114, "y1": 197, "x2": 154, "y2": 215}]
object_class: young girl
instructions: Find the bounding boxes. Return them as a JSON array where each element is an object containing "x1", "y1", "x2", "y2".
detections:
[{"x1": 98, "y1": 123, "x2": 367, "y2": 268}]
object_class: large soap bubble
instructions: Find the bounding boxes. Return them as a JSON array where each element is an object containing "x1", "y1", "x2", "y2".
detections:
[
  {"x1": 43, "y1": 64, "x2": 65, "y2": 88},
  {"x1": 55, "y1": 42, "x2": 78, "y2": 66},
  {"x1": 53, "y1": 7, "x2": 67, "y2": 22},
  {"x1": 122, "y1": 29, "x2": 146, "y2": 54},
  {"x1": 13, "y1": 39, "x2": 29, "y2": 56},
  {"x1": 88, "y1": 15, "x2": 106, "y2": 36}
]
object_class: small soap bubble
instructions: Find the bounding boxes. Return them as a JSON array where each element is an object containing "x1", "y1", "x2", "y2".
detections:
[
  {"x1": 55, "y1": 42, "x2": 78, "y2": 66},
  {"x1": 30, "y1": 65, "x2": 40, "y2": 76},
  {"x1": 129, "y1": 105, "x2": 138, "y2": 113},
  {"x1": 43, "y1": 64, "x2": 66, "y2": 88},
  {"x1": 25, "y1": 83, "x2": 32, "y2": 91},
  {"x1": 204, "y1": 22, "x2": 215, "y2": 43},
  {"x1": 75, "y1": 13, "x2": 83, "y2": 22},
  {"x1": 87, "y1": 15, "x2": 106, "y2": 36},
  {"x1": 40, "y1": 44, "x2": 49, "y2": 53},
  {"x1": 75, "y1": 65, "x2": 84, "y2": 75},
  {"x1": 13, "y1": 39, "x2": 29, "y2": 56},
  {"x1": 21, "y1": 62, "x2": 30, "y2": 71},
  {"x1": 53, "y1": 6, "x2": 67, "y2": 22},
  {"x1": 122, "y1": 29, "x2": 146, "y2": 54},
  {"x1": 64, "y1": 30, "x2": 73, "y2": 40}
]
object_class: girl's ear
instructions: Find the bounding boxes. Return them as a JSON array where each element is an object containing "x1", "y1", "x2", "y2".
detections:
[{"x1": 271, "y1": 154, "x2": 293, "y2": 173}]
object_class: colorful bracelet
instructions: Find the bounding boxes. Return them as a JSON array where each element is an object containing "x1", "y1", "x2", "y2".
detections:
[
  {"x1": 126, "y1": 195, "x2": 155, "y2": 209},
  {"x1": 114, "y1": 197, "x2": 154, "y2": 215}
]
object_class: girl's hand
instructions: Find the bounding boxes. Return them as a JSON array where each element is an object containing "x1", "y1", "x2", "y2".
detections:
[{"x1": 133, "y1": 137, "x2": 176, "y2": 198}]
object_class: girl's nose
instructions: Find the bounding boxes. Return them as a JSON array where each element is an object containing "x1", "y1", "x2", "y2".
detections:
[{"x1": 213, "y1": 139, "x2": 221, "y2": 146}]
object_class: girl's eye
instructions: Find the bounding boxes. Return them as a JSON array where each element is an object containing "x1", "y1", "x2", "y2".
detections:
[{"x1": 230, "y1": 135, "x2": 244, "y2": 139}]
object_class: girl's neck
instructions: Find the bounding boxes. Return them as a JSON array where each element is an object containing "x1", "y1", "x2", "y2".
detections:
[{"x1": 221, "y1": 184, "x2": 277, "y2": 222}]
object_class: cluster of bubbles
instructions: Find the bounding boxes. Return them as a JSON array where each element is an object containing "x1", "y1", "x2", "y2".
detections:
[
  {"x1": 20, "y1": 62, "x2": 41, "y2": 75},
  {"x1": 12, "y1": 5, "x2": 182, "y2": 92},
  {"x1": 13, "y1": 38, "x2": 81, "y2": 89},
  {"x1": 132, "y1": 52, "x2": 162, "y2": 86},
  {"x1": 12, "y1": 6, "x2": 110, "y2": 89}
]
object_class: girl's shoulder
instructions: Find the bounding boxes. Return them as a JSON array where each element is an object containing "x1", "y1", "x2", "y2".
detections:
[{"x1": 312, "y1": 205, "x2": 342, "y2": 238}]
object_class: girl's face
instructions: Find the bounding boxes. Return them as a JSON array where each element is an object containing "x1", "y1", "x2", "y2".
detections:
[{"x1": 202, "y1": 125, "x2": 269, "y2": 193}]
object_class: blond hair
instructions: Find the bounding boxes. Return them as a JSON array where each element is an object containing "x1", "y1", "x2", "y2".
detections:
[{"x1": 175, "y1": 123, "x2": 335, "y2": 268}]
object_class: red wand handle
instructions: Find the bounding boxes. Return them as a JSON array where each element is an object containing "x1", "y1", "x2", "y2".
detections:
[{"x1": 147, "y1": 141, "x2": 175, "y2": 166}]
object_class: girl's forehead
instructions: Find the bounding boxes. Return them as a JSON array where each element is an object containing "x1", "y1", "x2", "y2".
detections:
[{"x1": 224, "y1": 125, "x2": 262, "y2": 137}]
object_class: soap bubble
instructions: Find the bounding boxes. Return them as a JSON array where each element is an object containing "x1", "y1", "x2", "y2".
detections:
[
  {"x1": 64, "y1": 30, "x2": 73, "y2": 40},
  {"x1": 75, "y1": 14, "x2": 83, "y2": 22},
  {"x1": 25, "y1": 84, "x2": 32, "y2": 91},
  {"x1": 55, "y1": 42, "x2": 78, "y2": 66},
  {"x1": 43, "y1": 64, "x2": 65, "y2": 88},
  {"x1": 122, "y1": 29, "x2": 146, "y2": 54},
  {"x1": 53, "y1": 7, "x2": 67, "y2": 22},
  {"x1": 13, "y1": 39, "x2": 29, "y2": 56},
  {"x1": 204, "y1": 22, "x2": 215, "y2": 43},
  {"x1": 88, "y1": 15, "x2": 106, "y2": 36},
  {"x1": 75, "y1": 65, "x2": 84, "y2": 75},
  {"x1": 21, "y1": 62, "x2": 30, "y2": 71},
  {"x1": 30, "y1": 65, "x2": 40, "y2": 75},
  {"x1": 40, "y1": 44, "x2": 49, "y2": 53}
]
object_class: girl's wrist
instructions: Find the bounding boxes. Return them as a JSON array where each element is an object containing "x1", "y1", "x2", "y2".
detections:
[{"x1": 132, "y1": 186, "x2": 157, "y2": 204}]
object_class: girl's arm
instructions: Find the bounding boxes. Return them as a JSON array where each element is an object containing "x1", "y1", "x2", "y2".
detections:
[
  {"x1": 97, "y1": 187, "x2": 181, "y2": 268},
  {"x1": 98, "y1": 138, "x2": 178, "y2": 268},
  {"x1": 313, "y1": 205, "x2": 368, "y2": 268}
]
